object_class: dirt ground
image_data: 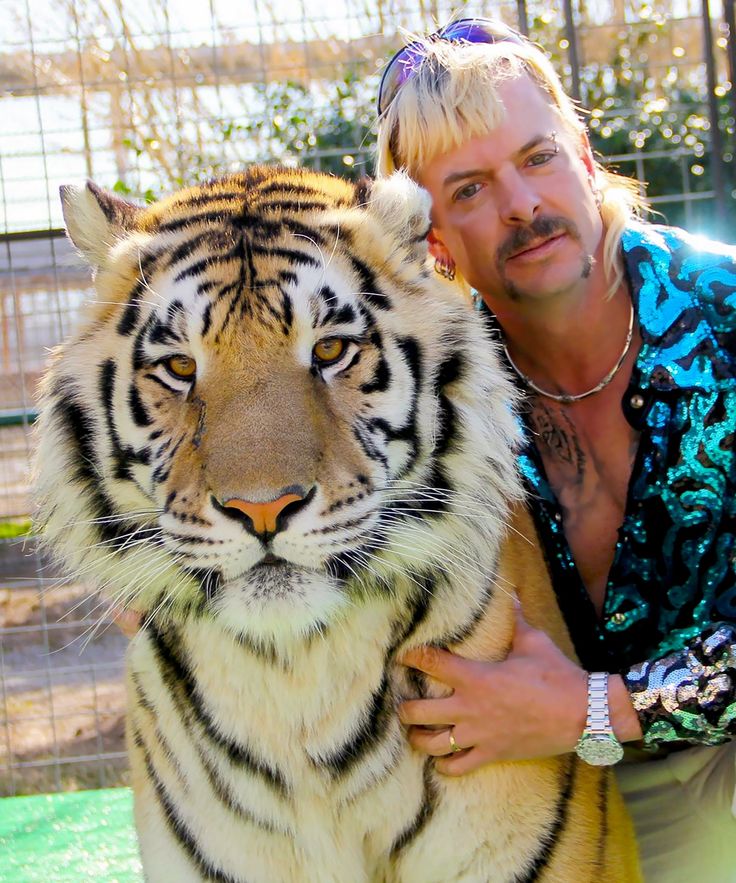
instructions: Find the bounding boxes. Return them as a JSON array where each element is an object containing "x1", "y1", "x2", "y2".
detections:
[{"x1": 1, "y1": 571, "x2": 131, "y2": 796}]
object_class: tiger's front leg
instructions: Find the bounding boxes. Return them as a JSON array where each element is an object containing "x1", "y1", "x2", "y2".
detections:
[
  {"x1": 388, "y1": 756, "x2": 639, "y2": 883},
  {"x1": 129, "y1": 720, "x2": 427, "y2": 883}
]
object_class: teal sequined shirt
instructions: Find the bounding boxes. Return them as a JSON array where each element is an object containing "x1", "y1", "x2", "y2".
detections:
[{"x1": 513, "y1": 223, "x2": 736, "y2": 749}]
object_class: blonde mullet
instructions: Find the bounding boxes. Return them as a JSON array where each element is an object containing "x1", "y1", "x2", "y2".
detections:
[{"x1": 376, "y1": 38, "x2": 648, "y2": 297}]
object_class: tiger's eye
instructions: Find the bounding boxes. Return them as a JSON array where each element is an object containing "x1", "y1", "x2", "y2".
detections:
[
  {"x1": 166, "y1": 355, "x2": 197, "y2": 378},
  {"x1": 313, "y1": 338, "x2": 346, "y2": 364}
]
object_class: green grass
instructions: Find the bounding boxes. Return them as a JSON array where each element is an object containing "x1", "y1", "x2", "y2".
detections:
[{"x1": 0, "y1": 787, "x2": 142, "y2": 881}]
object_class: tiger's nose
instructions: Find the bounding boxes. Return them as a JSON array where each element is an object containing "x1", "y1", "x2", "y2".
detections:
[{"x1": 218, "y1": 486, "x2": 314, "y2": 538}]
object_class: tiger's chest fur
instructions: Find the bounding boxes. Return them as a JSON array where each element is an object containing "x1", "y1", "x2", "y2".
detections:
[
  {"x1": 126, "y1": 575, "x2": 568, "y2": 883},
  {"x1": 35, "y1": 167, "x2": 640, "y2": 882}
]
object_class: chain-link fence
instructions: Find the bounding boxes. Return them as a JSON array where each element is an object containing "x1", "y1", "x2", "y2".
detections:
[{"x1": 2, "y1": 0, "x2": 735, "y2": 796}]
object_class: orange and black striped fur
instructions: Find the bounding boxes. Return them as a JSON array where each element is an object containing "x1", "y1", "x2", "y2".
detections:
[{"x1": 34, "y1": 167, "x2": 640, "y2": 881}]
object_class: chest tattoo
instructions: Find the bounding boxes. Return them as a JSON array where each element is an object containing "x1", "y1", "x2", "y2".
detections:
[{"x1": 529, "y1": 402, "x2": 586, "y2": 481}]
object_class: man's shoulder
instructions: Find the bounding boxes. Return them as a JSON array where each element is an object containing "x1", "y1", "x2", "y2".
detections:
[
  {"x1": 622, "y1": 221, "x2": 736, "y2": 334},
  {"x1": 622, "y1": 220, "x2": 736, "y2": 269}
]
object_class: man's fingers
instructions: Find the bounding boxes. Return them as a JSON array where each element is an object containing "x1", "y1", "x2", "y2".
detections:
[
  {"x1": 435, "y1": 746, "x2": 484, "y2": 776},
  {"x1": 399, "y1": 645, "x2": 475, "y2": 685},
  {"x1": 112, "y1": 607, "x2": 143, "y2": 638},
  {"x1": 512, "y1": 601, "x2": 551, "y2": 651},
  {"x1": 407, "y1": 724, "x2": 472, "y2": 757},
  {"x1": 512, "y1": 597, "x2": 533, "y2": 631},
  {"x1": 399, "y1": 695, "x2": 459, "y2": 727}
]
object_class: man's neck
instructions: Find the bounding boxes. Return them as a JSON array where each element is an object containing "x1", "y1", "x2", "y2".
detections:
[{"x1": 484, "y1": 274, "x2": 633, "y2": 397}]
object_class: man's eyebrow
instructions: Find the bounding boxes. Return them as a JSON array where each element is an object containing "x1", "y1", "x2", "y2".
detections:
[
  {"x1": 443, "y1": 168, "x2": 487, "y2": 186},
  {"x1": 442, "y1": 132, "x2": 558, "y2": 187},
  {"x1": 518, "y1": 132, "x2": 557, "y2": 155}
]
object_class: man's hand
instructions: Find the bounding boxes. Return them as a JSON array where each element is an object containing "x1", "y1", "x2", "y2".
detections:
[
  {"x1": 398, "y1": 606, "x2": 640, "y2": 775},
  {"x1": 112, "y1": 607, "x2": 143, "y2": 638}
]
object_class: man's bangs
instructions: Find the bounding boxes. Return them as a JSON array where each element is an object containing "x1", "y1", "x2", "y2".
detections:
[{"x1": 393, "y1": 81, "x2": 506, "y2": 177}]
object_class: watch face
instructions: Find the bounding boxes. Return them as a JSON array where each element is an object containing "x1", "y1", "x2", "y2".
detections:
[{"x1": 577, "y1": 734, "x2": 624, "y2": 766}]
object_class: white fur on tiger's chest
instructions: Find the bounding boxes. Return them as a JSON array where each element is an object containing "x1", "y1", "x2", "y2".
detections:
[{"x1": 127, "y1": 609, "x2": 561, "y2": 883}]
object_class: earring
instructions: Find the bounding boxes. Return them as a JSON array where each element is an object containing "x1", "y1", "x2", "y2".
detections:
[
  {"x1": 589, "y1": 176, "x2": 603, "y2": 211},
  {"x1": 434, "y1": 258, "x2": 456, "y2": 281}
]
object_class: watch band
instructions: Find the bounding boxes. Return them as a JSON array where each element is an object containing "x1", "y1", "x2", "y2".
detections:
[
  {"x1": 575, "y1": 671, "x2": 624, "y2": 766},
  {"x1": 586, "y1": 671, "x2": 613, "y2": 733}
]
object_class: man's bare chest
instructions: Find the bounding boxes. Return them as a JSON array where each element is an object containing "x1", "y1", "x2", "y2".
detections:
[{"x1": 528, "y1": 393, "x2": 640, "y2": 612}]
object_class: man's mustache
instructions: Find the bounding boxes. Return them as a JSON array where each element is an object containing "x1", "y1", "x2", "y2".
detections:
[{"x1": 497, "y1": 216, "x2": 581, "y2": 265}]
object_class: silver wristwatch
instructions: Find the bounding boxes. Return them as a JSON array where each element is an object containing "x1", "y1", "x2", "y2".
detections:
[{"x1": 574, "y1": 671, "x2": 624, "y2": 766}]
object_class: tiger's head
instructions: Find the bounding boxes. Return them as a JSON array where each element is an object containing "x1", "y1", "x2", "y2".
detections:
[{"x1": 34, "y1": 167, "x2": 522, "y2": 646}]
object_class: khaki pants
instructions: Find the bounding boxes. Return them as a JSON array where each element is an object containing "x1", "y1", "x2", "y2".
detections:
[{"x1": 615, "y1": 742, "x2": 736, "y2": 882}]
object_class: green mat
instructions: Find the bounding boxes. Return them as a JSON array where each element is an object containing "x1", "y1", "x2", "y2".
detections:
[{"x1": 0, "y1": 788, "x2": 142, "y2": 882}]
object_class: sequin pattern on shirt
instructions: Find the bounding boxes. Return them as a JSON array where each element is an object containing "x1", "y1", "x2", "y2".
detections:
[{"x1": 625, "y1": 623, "x2": 736, "y2": 746}]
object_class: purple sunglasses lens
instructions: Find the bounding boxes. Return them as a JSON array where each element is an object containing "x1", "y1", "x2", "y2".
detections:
[
  {"x1": 391, "y1": 44, "x2": 427, "y2": 92},
  {"x1": 440, "y1": 21, "x2": 517, "y2": 42}
]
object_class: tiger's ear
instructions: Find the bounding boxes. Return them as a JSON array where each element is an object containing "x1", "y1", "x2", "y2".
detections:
[
  {"x1": 358, "y1": 173, "x2": 432, "y2": 265},
  {"x1": 60, "y1": 182, "x2": 143, "y2": 268}
]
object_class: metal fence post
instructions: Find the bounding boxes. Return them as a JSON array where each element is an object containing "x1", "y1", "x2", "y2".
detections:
[
  {"x1": 702, "y1": 0, "x2": 728, "y2": 230},
  {"x1": 516, "y1": 0, "x2": 529, "y2": 37},
  {"x1": 562, "y1": 0, "x2": 582, "y2": 103}
]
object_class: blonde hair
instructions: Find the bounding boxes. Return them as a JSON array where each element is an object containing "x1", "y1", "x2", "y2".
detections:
[{"x1": 375, "y1": 38, "x2": 648, "y2": 295}]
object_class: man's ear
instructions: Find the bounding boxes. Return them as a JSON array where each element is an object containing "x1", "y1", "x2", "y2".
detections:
[
  {"x1": 579, "y1": 130, "x2": 597, "y2": 178},
  {"x1": 427, "y1": 228, "x2": 453, "y2": 265}
]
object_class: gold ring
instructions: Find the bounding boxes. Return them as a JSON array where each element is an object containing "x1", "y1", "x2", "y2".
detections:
[{"x1": 448, "y1": 728, "x2": 463, "y2": 754}]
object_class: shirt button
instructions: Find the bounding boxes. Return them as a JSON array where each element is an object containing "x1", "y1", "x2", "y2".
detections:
[
  {"x1": 610, "y1": 612, "x2": 626, "y2": 626},
  {"x1": 630, "y1": 394, "x2": 645, "y2": 409}
]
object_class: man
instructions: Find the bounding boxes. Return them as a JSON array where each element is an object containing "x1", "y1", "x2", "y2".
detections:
[{"x1": 375, "y1": 19, "x2": 736, "y2": 880}]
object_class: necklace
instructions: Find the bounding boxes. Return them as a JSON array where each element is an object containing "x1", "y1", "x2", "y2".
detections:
[{"x1": 503, "y1": 300, "x2": 635, "y2": 404}]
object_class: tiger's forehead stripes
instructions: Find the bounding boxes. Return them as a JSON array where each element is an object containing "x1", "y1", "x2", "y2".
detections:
[
  {"x1": 109, "y1": 169, "x2": 407, "y2": 353},
  {"x1": 145, "y1": 169, "x2": 356, "y2": 239}
]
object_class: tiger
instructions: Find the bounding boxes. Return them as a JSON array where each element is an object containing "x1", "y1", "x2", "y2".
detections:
[{"x1": 33, "y1": 166, "x2": 641, "y2": 882}]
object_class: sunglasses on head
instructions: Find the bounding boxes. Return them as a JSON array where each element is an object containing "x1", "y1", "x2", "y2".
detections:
[{"x1": 377, "y1": 18, "x2": 526, "y2": 118}]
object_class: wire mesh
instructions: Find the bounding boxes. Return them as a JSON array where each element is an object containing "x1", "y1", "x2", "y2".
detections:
[{"x1": 1, "y1": 0, "x2": 735, "y2": 796}]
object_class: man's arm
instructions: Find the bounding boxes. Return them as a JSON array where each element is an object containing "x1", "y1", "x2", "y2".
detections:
[{"x1": 623, "y1": 623, "x2": 736, "y2": 748}]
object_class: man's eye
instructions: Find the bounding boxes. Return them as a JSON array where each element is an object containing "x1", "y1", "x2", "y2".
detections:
[
  {"x1": 453, "y1": 182, "x2": 482, "y2": 202},
  {"x1": 165, "y1": 354, "x2": 197, "y2": 379},
  {"x1": 527, "y1": 150, "x2": 557, "y2": 168},
  {"x1": 313, "y1": 338, "x2": 346, "y2": 365}
]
